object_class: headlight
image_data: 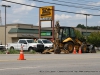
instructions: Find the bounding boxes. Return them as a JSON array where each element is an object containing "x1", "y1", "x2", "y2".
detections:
[{"x1": 49, "y1": 45, "x2": 52, "y2": 47}]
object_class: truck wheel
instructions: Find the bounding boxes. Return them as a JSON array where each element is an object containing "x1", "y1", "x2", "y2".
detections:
[
  {"x1": 28, "y1": 47, "x2": 33, "y2": 51},
  {"x1": 81, "y1": 44, "x2": 87, "y2": 53},
  {"x1": 10, "y1": 47, "x2": 14, "y2": 50},
  {"x1": 39, "y1": 49, "x2": 44, "y2": 53},
  {"x1": 64, "y1": 42, "x2": 74, "y2": 53}
]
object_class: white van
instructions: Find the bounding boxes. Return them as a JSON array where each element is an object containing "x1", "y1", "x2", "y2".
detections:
[{"x1": 37, "y1": 39, "x2": 53, "y2": 49}]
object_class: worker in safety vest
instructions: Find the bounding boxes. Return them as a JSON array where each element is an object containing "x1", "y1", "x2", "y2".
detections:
[{"x1": 34, "y1": 39, "x2": 37, "y2": 43}]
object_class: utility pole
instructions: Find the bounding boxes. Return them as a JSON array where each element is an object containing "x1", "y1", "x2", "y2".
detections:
[
  {"x1": 97, "y1": 25, "x2": 100, "y2": 32},
  {"x1": 84, "y1": 14, "x2": 90, "y2": 42},
  {"x1": 2, "y1": 5, "x2": 11, "y2": 48},
  {"x1": 0, "y1": 10, "x2": 2, "y2": 25}
]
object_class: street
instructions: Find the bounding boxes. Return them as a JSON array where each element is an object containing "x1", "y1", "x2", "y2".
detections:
[{"x1": 0, "y1": 53, "x2": 100, "y2": 75}]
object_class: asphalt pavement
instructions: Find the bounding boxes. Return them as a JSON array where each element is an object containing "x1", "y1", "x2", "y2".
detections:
[{"x1": 0, "y1": 52, "x2": 100, "y2": 75}]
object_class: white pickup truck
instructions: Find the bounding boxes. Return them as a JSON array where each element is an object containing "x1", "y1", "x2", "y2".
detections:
[{"x1": 7, "y1": 39, "x2": 44, "y2": 52}]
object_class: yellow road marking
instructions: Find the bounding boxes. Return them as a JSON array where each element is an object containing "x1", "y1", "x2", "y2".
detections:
[{"x1": 0, "y1": 57, "x2": 100, "y2": 62}]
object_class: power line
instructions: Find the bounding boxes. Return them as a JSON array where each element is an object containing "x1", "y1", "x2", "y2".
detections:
[
  {"x1": 66, "y1": 0, "x2": 97, "y2": 3},
  {"x1": 2, "y1": 0, "x2": 40, "y2": 8},
  {"x1": 2, "y1": 0, "x2": 100, "y2": 16},
  {"x1": 30, "y1": 0, "x2": 100, "y2": 11},
  {"x1": 52, "y1": 0, "x2": 100, "y2": 8}
]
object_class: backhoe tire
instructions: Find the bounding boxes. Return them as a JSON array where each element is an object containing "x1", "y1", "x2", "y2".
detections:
[
  {"x1": 81, "y1": 44, "x2": 87, "y2": 53},
  {"x1": 91, "y1": 49, "x2": 96, "y2": 53},
  {"x1": 64, "y1": 42, "x2": 74, "y2": 53}
]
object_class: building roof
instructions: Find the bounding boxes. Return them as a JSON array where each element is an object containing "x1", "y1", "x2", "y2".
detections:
[
  {"x1": 8, "y1": 28, "x2": 52, "y2": 34},
  {"x1": 8, "y1": 28, "x2": 38, "y2": 33}
]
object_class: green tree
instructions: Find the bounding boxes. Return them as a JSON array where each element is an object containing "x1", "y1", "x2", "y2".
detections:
[
  {"x1": 76, "y1": 24, "x2": 99, "y2": 30},
  {"x1": 87, "y1": 32, "x2": 100, "y2": 46},
  {"x1": 75, "y1": 30, "x2": 86, "y2": 42},
  {"x1": 76, "y1": 24, "x2": 86, "y2": 29}
]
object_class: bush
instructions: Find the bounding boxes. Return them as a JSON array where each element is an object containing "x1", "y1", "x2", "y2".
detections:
[
  {"x1": 0, "y1": 50, "x2": 5, "y2": 54},
  {"x1": 8, "y1": 49, "x2": 20, "y2": 54},
  {"x1": 0, "y1": 49, "x2": 36, "y2": 54},
  {"x1": 29, "y1": 50, "x2": 36, "y2": 54},
  {"x1": 87, "y1": 32, "x2": 100, "y2": 47}
]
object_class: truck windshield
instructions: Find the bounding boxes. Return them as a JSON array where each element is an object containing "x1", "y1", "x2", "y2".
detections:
[
  {"x1": 42, "y1": 40, "x2": 52, "y2": 44},
  {"x1": 27, "y1": 40, "x2": 34, "y2": 43}
]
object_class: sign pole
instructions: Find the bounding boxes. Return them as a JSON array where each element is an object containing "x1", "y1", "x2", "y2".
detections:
[
  {"x1": 39, "y1": 8, "x2": 41, "y2": 39},
  {"x1": 52, "y1": 6, "x2": 54, "y2": 40}
]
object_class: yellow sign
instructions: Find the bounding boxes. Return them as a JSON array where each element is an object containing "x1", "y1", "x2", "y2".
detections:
[{"x1": 39, "y1": 6, "x2": 54, "y2": 21}]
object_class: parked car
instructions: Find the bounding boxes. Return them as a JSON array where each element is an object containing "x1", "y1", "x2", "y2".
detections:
[
  {"x1": 37, "y1": 39, "x2": 53, "y2": 49},
  {"x1": 7, "y1": 39, "x2": 44, "y2": 53},
  {"x1": 0, "y1": 41, "x2": 6, "y2": 50},
  {"x1": 87, "y1": 44, "x2": 96, "y2": 53},
  {"x1": 0, "y1": 45, "x2": 6, "y2": 50}
]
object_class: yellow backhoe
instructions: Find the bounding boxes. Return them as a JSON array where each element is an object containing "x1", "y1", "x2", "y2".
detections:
[{"x1": 43, "y1": 21, "x2": 88, "y2": 54}]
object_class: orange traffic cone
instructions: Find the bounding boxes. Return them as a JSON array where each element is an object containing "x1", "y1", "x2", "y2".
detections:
[
  {"x1": 78, "y1": 47, "x2": 82, "y2": 54},
  {"x1": 18, "y1": 46, "x2": 26, "y2": 60},
  {"x1": 73, "y1": 47, "x2": 76, "y2": 54}
]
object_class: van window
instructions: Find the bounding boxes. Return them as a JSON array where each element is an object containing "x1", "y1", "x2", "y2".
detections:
[{"x1": 38, "y1": 40, "x2": 42, "y2": 43}]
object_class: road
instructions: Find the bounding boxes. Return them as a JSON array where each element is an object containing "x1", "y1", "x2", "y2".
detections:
[{"x1": 0, "y1": 53, "x2": 100, "y2": 75}]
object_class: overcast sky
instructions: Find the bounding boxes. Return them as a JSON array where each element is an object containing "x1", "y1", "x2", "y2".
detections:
[{"x1": 0, "y1": 0, "x2": 100, "y2": 27}]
